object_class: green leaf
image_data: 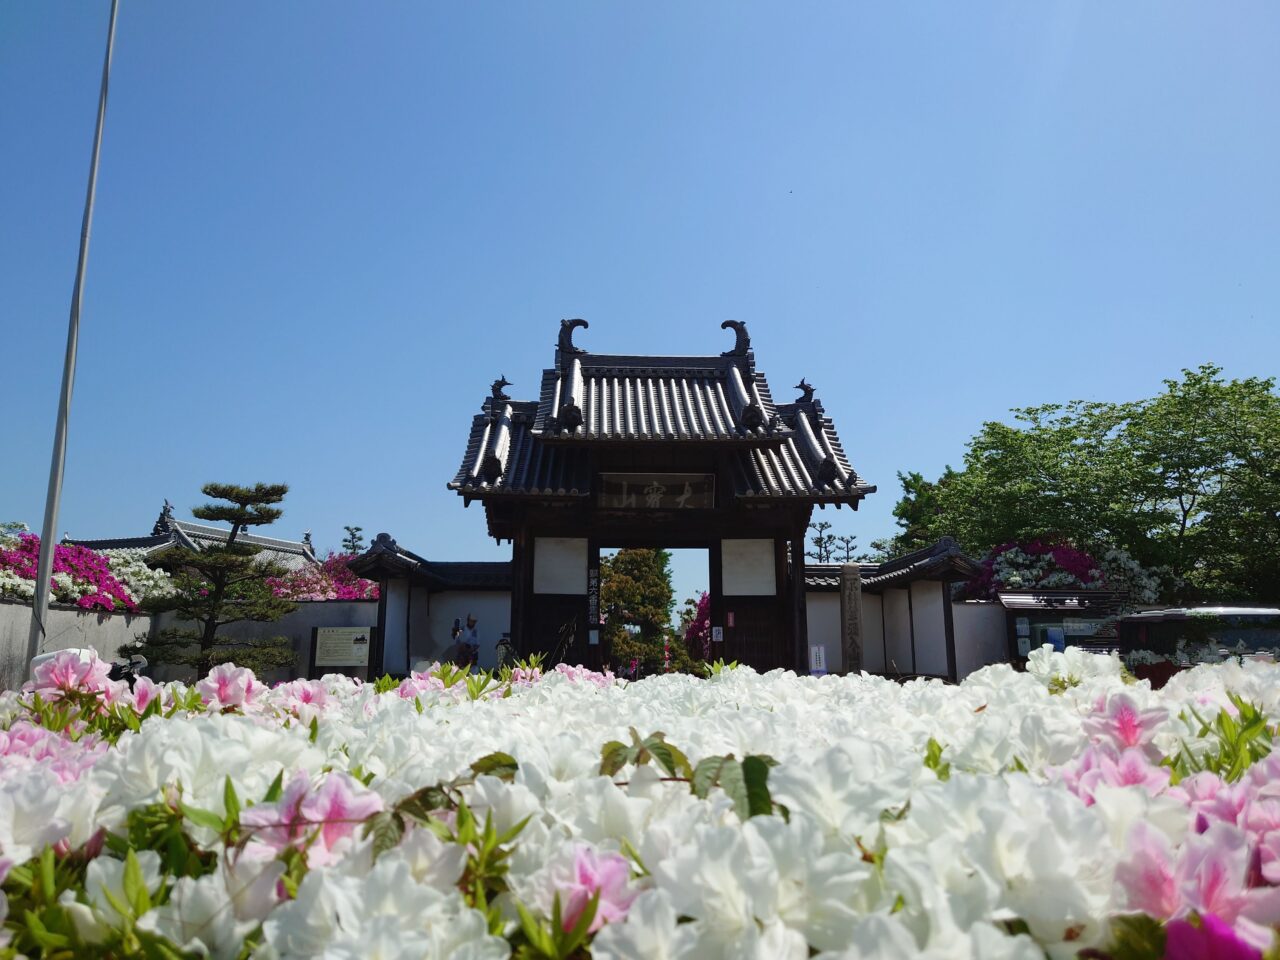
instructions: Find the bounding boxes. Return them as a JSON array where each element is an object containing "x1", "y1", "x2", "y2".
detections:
[
  {"x1": 363, "y1": 810, "x2": 405, "y2": 862},
  {"x1": 223, "y1": 776, "x2": 242, "y2": 824},
  {"x1": 308, "y1": 716, "x2": 320, "y2": 743},
  {"x1": 263, "y1": 770, "x2": 285, "y2": 803},
  {"x1": 599, "y1": 741, "x2": 630, "y2": 777},
  {"x1": 1104, "y1": 913, "x2": 1166, "y2": 960},
  {"x1": 22, "y1": 909, "x2": 70, "y2": 950},
  {"x1": 646, "y1": 739, "x2": 693, "y2": 780},
  {"x1": 924, "y1": 737, "x2": 952, "y2": 781},
  {"x1": 717, "y1": 758, "x2": 749, "y2": 820},
  {"x1": 397, "y1": 784, "x2": 454, "y2": 822},
  {"x1": 691, "y1": 756, "x2": 727, "y2": 799},
  {"x1": 180, "y1": 802, "x2": 228, "y2": 835},
  {"x1": 470, "y1": 752, "x2": 519, "y2": 782},
  {"x1": 557, "y1": 890, "x2": 600, "y2": 956},
  {"x1": 123, "y1": 849, "x2": 152, "y2": 915},
  {"x1": 741, "y1": 755, "x2": 774, "y2": 818}
]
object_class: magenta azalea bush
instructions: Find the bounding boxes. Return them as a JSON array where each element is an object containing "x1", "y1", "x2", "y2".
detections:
[
  {"x1": 682, "y1": 590, "x2": 711, "y2": 660},
  {"x1": 267, "y1": 552, "x2": 379, "y2": 602},
  {"x1": 0, "y1": 533, "x2": 138, "y2": 613},
  {"x1": 966, "y1": 539, "x2": 1168, "y2": 603}
]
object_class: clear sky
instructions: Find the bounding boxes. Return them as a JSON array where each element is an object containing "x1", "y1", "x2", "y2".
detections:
[{"x1": 3, "y1": 2, "x2": 1278, "y2": 609}]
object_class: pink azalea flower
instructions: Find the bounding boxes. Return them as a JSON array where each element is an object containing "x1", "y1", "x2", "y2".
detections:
[
  {"x1": 1164, "y1": 913, "x2": 1261, "y2": 960},
  {"x1": 558, "y1": 845, "x2": 637, "y2": 933},
  {"x1": 1117, "y1": 821, "x2": 1180, "y2": 919},
  {"x1": 31, "y1": 649, "x2": 112, "y2": 697},
  {"x1": 196, "y1": 663, "x2": 260, "y2": 710},
  {"x1": 131, "y1": 676, "x2": 160, "y2": 713},
  {"x1": 240, "y1": 771, "x2": 312, "y2": 853},
  {"x1": 1082, "y1": 692, "x2": 1167, "y2": 755},
  {"x1": 298, "y1": 772, "x2": 384, "y2": 862}
]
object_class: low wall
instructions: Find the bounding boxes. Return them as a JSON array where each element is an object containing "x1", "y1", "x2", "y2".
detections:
[
  {"x1": 0, "y1": 598, "x2": 378, "y2": 690},
  {"x1": 151, "y1": 600, "x2": 379, "y2": 682},
  {"x1": 0, "y1": 598, "x2": 153, "y2": 691}
]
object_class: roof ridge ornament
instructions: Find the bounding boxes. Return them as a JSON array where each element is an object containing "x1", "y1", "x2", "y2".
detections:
[
  {"x1": 151, "y1": 499, "x2": 174, "y2": 536},
  {"x1": 558, "y1": 318, "x2": 588, "y2": 355},
  {"x1": 720, "y1": 320, "x2": 751, "y2": 357},
  {"x1": 794, "y1": 379, "x2": 815, "y2": 403},
  {"x1": 490, "y1": 375, "x2": 511, "y2": 401}
]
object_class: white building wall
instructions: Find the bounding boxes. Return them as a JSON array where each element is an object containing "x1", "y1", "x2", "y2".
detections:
[
  {"x1": 953, "y1": 601, "x2": 1008, "y2": 679},
  {"x1": 910, "y1": 581, "x2": 949, "y2": 677},
  {"x1": 804, "y1": 593, "x2": 840, "y2": 673},
  {"x1": 420, "y1": 591, "x2": 512, "y2": 670},
  {"x1": 862, "y1": 593, "x2": 885, "y2": 673},
  {"x1": 883, "y1": 588, "x2": 913, "y2": 674}
]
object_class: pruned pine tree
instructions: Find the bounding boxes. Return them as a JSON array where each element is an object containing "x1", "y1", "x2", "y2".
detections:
[
  {"x1": 342, "y1": 525, "x2": 365, "y2": 554},
  {"x1": 128, "y1": 483, "x2": 298, "y2": 675},
  {"x1": 806, "y1": 520, "x2": 837, "y2": 563}
]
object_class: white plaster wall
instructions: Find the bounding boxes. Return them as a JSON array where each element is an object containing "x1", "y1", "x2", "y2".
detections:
[
  {"x1": 862, "y1": 592, "x2": 885, "y2": 673},
  {"x1": 534, "y1": 538, "x2": 587, "y2": 594},
  {"x1": 421, "y1": 591, "x2": 512, "y2": 670},
  {"x1": 883, "y1": 588, "x2": 913, "y2": 674},
  {"x1": 1, "y1": 599, "x2": 152, "y2": 691},
  {"x1": 804, "y1": 593, "x2": 840, "y2": 673},
  {"x1": 722, "y1": 539, "x2": 776, "y2": 596},
  {"x1": 910, "y1": 581, "x2": 949, "y2": 677},
  {"x1": 407, "y1": 584, "x2": 433, "y2": 668},
  {"x1": 953, "y1": 601, "x2": 1008, "y2": 679}
]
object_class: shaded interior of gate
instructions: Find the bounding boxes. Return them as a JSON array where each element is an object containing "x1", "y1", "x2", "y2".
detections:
[{"x1": 448, "y1": 319, "x2": 875, "y2": 672}]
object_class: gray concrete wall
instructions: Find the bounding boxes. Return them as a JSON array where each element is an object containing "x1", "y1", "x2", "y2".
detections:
[
  {"x1": 953, "y1": 601, "x2": 1008, "y2": 679},
  {"x1": 0, "y1": 598, "x2": 380, "y2": 691},
  {"x1": 151, "y1": 600, "x2": 379, "y2": 682},
  {"x1": 0, "y1": 599, "x2": 153, "y2": 691}
]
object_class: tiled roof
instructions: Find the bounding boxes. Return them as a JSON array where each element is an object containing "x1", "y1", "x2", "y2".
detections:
[
  {"x1": 450, "y1": 321, "x2": 874, "y2": 504},
  {"x1": 804, "y1": 563, "x2": 878, "y2": 590},
  {"x1": 349, "y1": 534, "x2": 512, "y2": 590},
  {"x1": 804, "y1": 539, "x2": 981, "y2": 592},
  {"x1": 859, "y1": 537, "x2": 982, "y2": 589},
  {"x1": 532, "y1": 354, "x2": 788, "y2": 443},
  {"x1": 66, "y1": 509, "x2": 319, "y2": 571}
]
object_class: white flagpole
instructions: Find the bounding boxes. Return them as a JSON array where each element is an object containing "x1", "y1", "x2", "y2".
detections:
[{"x1": 27, "y1": 0, "x2": 121, "y2": 675}]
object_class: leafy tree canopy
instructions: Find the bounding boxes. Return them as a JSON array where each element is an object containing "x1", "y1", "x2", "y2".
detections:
[{"x1": 889, "y1": 365, "x2": 1280, "y2": 602}]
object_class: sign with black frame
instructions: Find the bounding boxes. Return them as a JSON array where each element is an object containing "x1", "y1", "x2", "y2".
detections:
[{"x1": 309, "y1": 626, "x2": 376, "y2": 679}]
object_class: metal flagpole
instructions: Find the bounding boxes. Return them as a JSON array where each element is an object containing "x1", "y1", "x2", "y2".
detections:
[{"x1": 26, "y1": 0, "x2": 121, "y2": 676}]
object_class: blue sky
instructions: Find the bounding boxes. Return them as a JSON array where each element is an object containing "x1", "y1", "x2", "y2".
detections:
[{"x1": 3, "y1": 2, "x2": 1278, "y2": 608}]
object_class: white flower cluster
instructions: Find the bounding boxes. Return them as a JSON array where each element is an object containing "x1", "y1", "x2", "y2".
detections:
[
  {"x1": 6, "y1": 650, "x2": 1280, "y2": 958},
  {"x1": 103, "y1": 547, "x2": 175, "y2": 602},
  {"x1": 1098, "y1": 548, "x2": 1170, "y2": 605},
  {"x1": 991, "y1": 547, "x2": 1099, "y2": 591}
]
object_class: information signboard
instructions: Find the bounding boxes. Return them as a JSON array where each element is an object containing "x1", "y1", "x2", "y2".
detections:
[{"x1": 314, "y1": 627, "x2": 371, "y2": 667}]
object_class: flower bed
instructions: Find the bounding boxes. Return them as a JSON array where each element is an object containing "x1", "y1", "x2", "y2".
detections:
[
  {"x1": 0, "y1": 530, "x2": 172, "y2": 612},
  {"x1": 4, "y1": 648, "x2": 1280, "y2": 958}
]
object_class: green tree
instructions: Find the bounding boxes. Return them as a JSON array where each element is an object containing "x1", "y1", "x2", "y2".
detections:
[
  {"x1": 342, "y1": 525, "x2": 365, "y2": 554},
  {"x1": 806, "y1": 521, "x2": 837, "y2": 563},
  {"x1": 600, "y1": 548, "x2": 686, "y2": 674},
  {"x1": 894, "y1": 365, "x2": 1280, "y2": 601},
  {"x1": 128, "y1": 483, "x2": 299, "y2": 675}
]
